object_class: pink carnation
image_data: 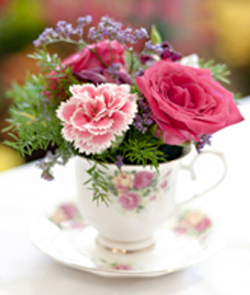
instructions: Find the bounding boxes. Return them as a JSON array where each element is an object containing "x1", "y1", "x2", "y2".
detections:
[{"x1": 56, "y1": 83, "x2": 137, "y2": 154}]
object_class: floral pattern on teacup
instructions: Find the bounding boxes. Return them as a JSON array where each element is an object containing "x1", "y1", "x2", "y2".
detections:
[
  {"x1": 107, "y1": 169, "x2": 172, "y2": 213},
  {"x1": 50, "y1": 203, "x2": 86, "y2": 230},
  {"x1": 173, "y1": 210, "x2": 212, "y2": 238}
]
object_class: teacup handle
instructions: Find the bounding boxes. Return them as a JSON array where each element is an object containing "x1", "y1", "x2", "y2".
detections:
[{"x1": 178, "y1": 150, "x2": 227, "y2": 206}]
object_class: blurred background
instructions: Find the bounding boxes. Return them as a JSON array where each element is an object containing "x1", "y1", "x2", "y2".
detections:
[{"x1": 0, "y1": 0, "x2": 250, "y2": 171}]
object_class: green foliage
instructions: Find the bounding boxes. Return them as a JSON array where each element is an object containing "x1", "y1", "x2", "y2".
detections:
[
  {"x1": 199, "y1": 59, "x2": 231, "y2": 84},
  {"x1": 85, "y1": 161, "x2": 110, "y2": 206},
  {"x1": 122, "y1": 137, "x2": 165, "y2": 169},
  {"x1": 0, "y1": 0, "x2": 44, "y2": 55},
  {"x1": 4, "y1": 50, "x2": 77, "y2": 160}
]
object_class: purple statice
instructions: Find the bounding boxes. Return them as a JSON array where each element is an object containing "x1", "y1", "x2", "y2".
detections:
[
  {"x1": 33, "y1": 16, "x2": 92, "y2": 47},
  {"x1": 196, "y1": 134, "x2": 212, "y2": 153},
  {"x1": 134, "y1": 114, "x2": 146, "y2": 133},
  {"x1": 37, "y1": 151, "x2": 70, "y2": 181},
  {"x1": 145, "y1": 41, "x2": 163, "y2": 55},
  {"x1": 105, "y1": 64, "x2": 133, "y2": 85},
  {"x1": 144, "y1": 41, "x2": 182, "y2": 62},
  {"x1": 88, "y1": 16, "x2": 122, "y2": 41},
  {"x1": 135, "y1": 68, "x2": 144, "y2": 77},
  {"x1": 134, "y1": 98, "x2": 154, "y2": 133},
  {"x1": 115, "y1": 155, "x2": 124, "y2": 169},
  {"x1": 33, "y1": 28, "x2": 58, "y2": 47},
  {"x1": 88, "y1": 16, "x2": 148, "y2": 45},
  {"x1": 134, "y1": 28, "x2": 149, "y2": 40},
  {"x1": 77, "y1": 15, "x2": 92, "y2": 26},
  {"x1": 88, "y1": 27, "x2": 104, "y2": 42}
]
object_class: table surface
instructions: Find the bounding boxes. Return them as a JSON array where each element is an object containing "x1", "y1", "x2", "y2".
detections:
[{"x1": 1, "y1": 98, "x2": 250, "y2": 295}]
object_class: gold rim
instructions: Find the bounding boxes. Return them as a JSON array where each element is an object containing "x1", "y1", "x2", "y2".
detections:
[{"x1": 96, "y1": 238, "x2": 155, "y2": 254}]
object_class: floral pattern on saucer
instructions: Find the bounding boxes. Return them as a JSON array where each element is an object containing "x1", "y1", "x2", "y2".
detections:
[
  {"x1": 30, "y1": 200, "x2": 226, "y2": 277},
  {"x1": 98, "y1": 259, "x2": 134, "y2": 271},
  {"x1": 50, "y1": 203, "x2": 86, "y2": 230},
  {"x1": 172, "y1": 210, "x2": 212, "y2": 239}
]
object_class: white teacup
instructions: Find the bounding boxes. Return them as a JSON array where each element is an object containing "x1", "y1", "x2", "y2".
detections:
[{"x1": 75, "y1": 146, "x2": 226, "y2": 252}]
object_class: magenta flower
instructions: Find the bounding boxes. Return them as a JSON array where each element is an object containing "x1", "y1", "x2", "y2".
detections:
[
  {"x1": 56, "y1": 83, "x2": 137, "y2": 154},
  {"x1": 118, "y1": 191, "x2": 140, "y2": 210},
  {"x1": 134, "y1": 171, "x2": 155, "y2": 189}
]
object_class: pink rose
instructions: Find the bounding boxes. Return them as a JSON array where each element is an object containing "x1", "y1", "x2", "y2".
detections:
[
  {"x1": 62, "y1": 40, "x2": 125, "y2": 74},
  {"x1": 136, "y1": 60, "x2": 244, "y2": 145},
  {"x1": 134, "y1": 171, "x2": 155, "y2": 189},
  {"x1": 118, "y1": 192, "x2": 140, "y2": 210}
]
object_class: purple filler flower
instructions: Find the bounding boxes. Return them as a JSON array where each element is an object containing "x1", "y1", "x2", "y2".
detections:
[
  {"x1": 115, "y1": 155, "x2": 124, "y2": 169},
  {"x1": 196, "y1": 134, "x2": 212, "y2": 153}
]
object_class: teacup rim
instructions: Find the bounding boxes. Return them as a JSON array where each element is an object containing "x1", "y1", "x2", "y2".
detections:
[{"x1": 75, "y1": 145, "x2": 191, "y2": 168}]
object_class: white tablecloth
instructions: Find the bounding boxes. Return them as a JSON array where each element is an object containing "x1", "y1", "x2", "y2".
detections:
[{"x1": 1, "y1": 98, "x2": 250, "y2": 295}]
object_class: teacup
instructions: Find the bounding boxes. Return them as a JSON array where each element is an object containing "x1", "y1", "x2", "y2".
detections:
[{"x1": 75, "y1": 146, "x2": 226, "y2": 252}]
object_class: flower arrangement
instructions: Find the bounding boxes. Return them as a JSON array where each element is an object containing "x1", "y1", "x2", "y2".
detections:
[{"x1": 5, "y1": 16, "x2": 243, "y2": 203}]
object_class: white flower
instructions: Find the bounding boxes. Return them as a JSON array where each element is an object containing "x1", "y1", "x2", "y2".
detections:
[{"x1": 179, "y1": 54, "x2": 200, "y2": 68}]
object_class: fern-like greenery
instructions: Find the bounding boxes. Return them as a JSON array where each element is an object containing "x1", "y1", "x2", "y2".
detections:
[{"x1": 199, "y1": 59, "x2": 231, "y2": 84}]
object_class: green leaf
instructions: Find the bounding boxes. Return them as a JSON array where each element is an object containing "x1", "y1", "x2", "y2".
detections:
[
  {"x1": 150, "y1": 25, "x2": 162, "y2": 45},
  {"x1": 199, "y1": 59, "x2": 231, "y2": 84}
]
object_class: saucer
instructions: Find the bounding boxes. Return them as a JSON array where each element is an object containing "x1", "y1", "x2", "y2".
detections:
[{"x1": 30, "y1": 200, "x2": 226, "y2": 278}]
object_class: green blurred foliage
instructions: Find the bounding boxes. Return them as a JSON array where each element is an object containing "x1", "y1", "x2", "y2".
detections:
[{"x1": 0, "y1": 0, "x2": 44, "y2": 56}]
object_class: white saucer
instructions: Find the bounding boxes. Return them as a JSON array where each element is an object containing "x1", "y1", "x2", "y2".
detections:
[{"x1": 30, "y1": 200, "x2": 226, "y2": 278}]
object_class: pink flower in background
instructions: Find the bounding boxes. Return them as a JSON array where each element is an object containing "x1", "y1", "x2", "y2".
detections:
[
  {"x1": 62, "y1": 40, "x2": 126, "y2": 78},
  {"x1": 113, "y1": 264, "x2": 132, "y2": 270},
  {"x1": 136, "y1": 60, "x2": 244, "y2": 145},
  {"x1": 134, "y1": 171, "x2": 155, "y2": 189},
  {"x1": 57, "y1": 83, "x2": 137, "y2": 154},
  {"x1": 119, "y1": 191, "x2": 140, "y2": 210},
  {"x1": 46, "y1": 40, "x2": 126, "y2": 101}
]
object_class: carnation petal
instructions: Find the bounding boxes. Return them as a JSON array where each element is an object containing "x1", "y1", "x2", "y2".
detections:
[
  {"x1": 91, "y1": 132, "x2": 113, "y2": 146},
  {"x1": 62, "y1": 124, "x2": 76, "y2": 141},
  {"x1": 57, "y1": 101, "x2": 77, "y2": 123},
  {"x1": 71, "y1": 109, "x2": 91, "y2": 129},
  {"x1": 110, "y1": 111, "x2": 127, "y2": 134},
  {"x1": 75, "y1": 129, "x2": 93, "y2": 141},
  {"x1": 88, "y1": 118, "x2": 113, "y2": 131},
  {"x1": 120, "y1": 99, "x2": 137, "y2": 120},
  {"x1": 70, "y1": 84, "x2": 96, "y2": 99}
]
